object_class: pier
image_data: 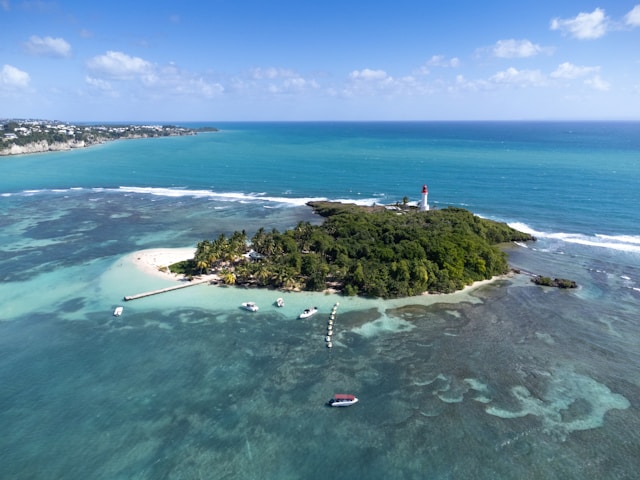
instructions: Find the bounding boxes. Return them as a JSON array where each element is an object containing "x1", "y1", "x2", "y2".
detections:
[{"x1": 123, "y1": 278, "x2": 214, "y2": 301}]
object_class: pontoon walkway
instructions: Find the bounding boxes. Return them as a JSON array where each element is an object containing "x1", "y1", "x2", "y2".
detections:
[{"x1": 123, "y1": 278, "x2": 213, "y2": 301}]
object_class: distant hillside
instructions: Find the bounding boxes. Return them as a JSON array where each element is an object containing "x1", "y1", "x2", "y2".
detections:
[{"x1": 0, "y1": 120, "x2": 217, "y2": 156}]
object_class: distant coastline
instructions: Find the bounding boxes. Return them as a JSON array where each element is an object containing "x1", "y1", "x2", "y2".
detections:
[{"x1": 0, "y1": 119, "x2": 218, "y2": 156}]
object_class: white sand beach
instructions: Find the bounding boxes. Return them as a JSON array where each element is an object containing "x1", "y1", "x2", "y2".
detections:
[
  {"x1": 129, "y1": 246, "x2": 512, "y2": 293},
  {"x1": 131, "y1": 247, "x2": 196, "y2": 280}
]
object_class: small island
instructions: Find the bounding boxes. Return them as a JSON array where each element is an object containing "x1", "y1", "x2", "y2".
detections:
[
  {"x1": 0, "y1": 119, "x2": 217, "y2": 156},
  {"x1": 531, "y1": 275, "x2": 578, "y2": 288},
  {"x1": 171, "y1": 201, "x2": 535, "y2": 299}
]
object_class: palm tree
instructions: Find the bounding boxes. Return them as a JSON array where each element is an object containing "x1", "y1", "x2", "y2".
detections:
[
  {"x1": 196, "y1": 259, "x2": 209, "y2": 274},
  {"x1": 252, "y1": 227, "x2": 267, "y2": 253},
  {"x1": 255, "y1": 262, "x2": 271, "y2": 286},
  {"x1": 271, "y1": 264, "x2": 296, "y2": 288},
  {"x1": 280, "y1": 267, "x2": 299, "y2": 290},
  {"x1": 234, "y1": 262, "x2": 251, "y2": 284},
  {"x1": 229, "y1": 230, "x2": 248, "y2": 258},
  {"x1": 220, "y1": 269, "x2": 236, "y2": 285},
  {"x1": 294, "y1": 221, "x2": 313, "y2": 252}
]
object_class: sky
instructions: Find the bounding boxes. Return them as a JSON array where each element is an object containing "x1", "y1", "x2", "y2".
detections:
[{"x1": 1, "y1": 0, "x2": 640, "y2": 121}]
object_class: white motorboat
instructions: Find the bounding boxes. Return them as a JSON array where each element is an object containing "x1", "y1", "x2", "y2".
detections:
[
  {"x1": 276, "y1": 297, "x2": 284, "y2": 308},
  {"x1": 327, "y1": 394, "x2": 358, "y2": 407},
  {"x1": 241, "y1": 302, "x2": 259, "y2": 312},
  {"x1": 298, "y1": 307, "x2": 318, "y2": 319},
  {"x1": 113, "y1": 306, "x2": 123, "y2": 316}
]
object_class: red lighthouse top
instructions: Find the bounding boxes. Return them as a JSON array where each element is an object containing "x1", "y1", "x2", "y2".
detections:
[{"x1": 422, "y1": 184, "x2": 428, "y2": 194}]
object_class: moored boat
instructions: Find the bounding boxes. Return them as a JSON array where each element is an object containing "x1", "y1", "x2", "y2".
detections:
[
  {"x1": 327, "y1": 394, "x2": 358, "y2": 407},
  {"x1": 113, "y1": 306, "x2": 123, "y2": 316},
  {"x1": 276, "y1": 297, "x2": 284, "y2": 308},
  {"x1": 299, "y1": 306, "x2": 318, "y2": 319},
  {"x1": 241, "y1": 302, "x2": 259, "y2": 312}
]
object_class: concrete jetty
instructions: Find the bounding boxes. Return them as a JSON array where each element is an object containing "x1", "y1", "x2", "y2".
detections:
[{"x1": 124, "y1": 277, "x2": 213, "y2": 301}]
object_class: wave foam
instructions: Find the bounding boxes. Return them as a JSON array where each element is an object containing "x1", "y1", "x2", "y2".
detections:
[
  {"x1": 508, "y1": 222, "x2": 640, "y2": 254},
  {"x1": 116, "y1": 186, "x2": 334, "y2": 206},
  {"x1": 114, "y1": 186, "x2": 387, "y2": 207},
  {"x1": 8, "y1": 185, "x2": 387, "y2": 208},
  {"x1": 8, "y1": 187, "x2": 639, "y2": 255}
]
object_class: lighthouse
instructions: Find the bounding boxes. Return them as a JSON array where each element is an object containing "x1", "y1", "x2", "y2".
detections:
[{"x1": 420, "y1": 184, "x2": 429, "y2": 211}]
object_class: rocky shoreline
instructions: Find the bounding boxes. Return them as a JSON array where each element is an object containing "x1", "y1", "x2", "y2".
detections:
[{"x1": 0, "y1": 139, "x2": 92, "y2": 156}]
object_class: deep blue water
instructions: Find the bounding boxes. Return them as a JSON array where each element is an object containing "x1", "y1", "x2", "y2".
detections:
[
  {"x1": 0, "y1": 122, "x2": 639, "y2": 479},
  {"x1": 5, "y1": 121, "x2": 639, "y2": 237}
]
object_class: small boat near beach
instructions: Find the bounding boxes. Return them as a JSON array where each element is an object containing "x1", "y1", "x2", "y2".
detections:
[
  {"x1": 327, "y1": 394, "x2": 358, "y2": 407},
  {"x1": 113, "y1": 306, "x2": 123, "y2": 316},
  {"x1": 276, "y1": 297, "x2": 284, "y2": 308},
  {"x1": 299, "y1": 307, "x2": 318, "y2": 319},
  {"x1": 241, "y1": 302, "x2": 259, "y2": 312}
]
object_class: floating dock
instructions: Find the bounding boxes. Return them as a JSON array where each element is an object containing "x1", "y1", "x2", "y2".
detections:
[
  {"x1": 326, "y1": 302, "x2": 340, "y2": 348},
  {"x1": 123, "y1": 278, "x2": 213, "y2": 301}
]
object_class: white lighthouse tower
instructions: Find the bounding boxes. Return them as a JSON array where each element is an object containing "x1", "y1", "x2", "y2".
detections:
[{"x1": 420, "y1": 184, "x2": 429, "y2": 211}]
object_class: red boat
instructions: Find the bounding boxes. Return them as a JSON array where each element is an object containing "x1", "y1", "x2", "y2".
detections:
[{"x1": 328, "y1": 394, "x2": 358, "y2": 407}]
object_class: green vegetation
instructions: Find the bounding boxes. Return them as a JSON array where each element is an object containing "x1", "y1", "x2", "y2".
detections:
[
  {"x1": 178, "y1": 202, "x2": 535, "y2": 299},
  {"x1": 532, "y1": 276, "x2": 577, "y2": 288}
]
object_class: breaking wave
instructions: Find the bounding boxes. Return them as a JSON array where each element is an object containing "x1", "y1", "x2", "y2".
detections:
[
  {"x1": 6, "y1": 185, "x2": 383, "y2": 208},
  {"x1": 509, "y1": 222, "x2": 640, "y2": 254}
]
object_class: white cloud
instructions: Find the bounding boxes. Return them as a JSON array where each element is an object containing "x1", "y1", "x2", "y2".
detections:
[
  {"x1": 625, "y1": 5, "x2": 640, "y2": 26},
  {"x1": 343, "y1": 69, "x2": 436, "y2": 98},
  {"x1": 173, "y1": 76, "x2": 224, "y2": 98},
  {"x1": 85, "y1": 52, "x2": 224, "y2": 100},
  {"x1": 415, "y1": 56, "x2": 460, "y2": 77},
  {"x1": 426, "y1": 55, "x2": 460, "y2": 68},
  {"x1": 551, "y1": 62, "x2": 599, "y2": 79},
  {"x1": 345, "y1": 69, "x2": 397, "y2": 96},
  {"x1": 148, "y1": 64, "x2": 224, "y2": 98},
  {"x1": 450, "y1": 74, "x2": 489, "y2": 93},
  {"x1": 282, "y1": 77, "x2": 318, "y2": 91},
  {"x1": 585, "y1": 75, "x2": 610, "y2": 91},
  {"x1": 0, "y1": 64, "x2": 30, "y2": 89},
  {"x1": 85, "y1": 76, "x2": 112, "y2": 91},
  {"x1": 349, "y1": 68, "x2": 389, "y2": 81},
  {"x1": 24, "y1": 35, "x2": 71, "y2": 57},
  {"x1": 251, "y1": 67, "x2": 297, "y2": 80},
  {"x1": 490, "y1": 67, "x2": 546, "y2": 87},
  {"x1": 87, "y1": 51, "x2": 153, "y2": 78},
  {"x1": 245, "y1": 67, "x2": 319, "y2": 95},
  {"x1": 493, "y1": 39, "x2": 543, "y2": 58},
  {"x1": 550, "y1": 8, "x2": 609, "y2": 39}
]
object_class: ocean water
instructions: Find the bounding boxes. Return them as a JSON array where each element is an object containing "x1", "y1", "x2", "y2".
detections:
[{"x1": 1, "y1": 122, "x2": 639, "y2": 479}]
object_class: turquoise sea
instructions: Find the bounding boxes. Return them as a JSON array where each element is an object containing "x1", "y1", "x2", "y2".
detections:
[{"x1": 1, "y1": 122, "x2": 639, "y2": 479}]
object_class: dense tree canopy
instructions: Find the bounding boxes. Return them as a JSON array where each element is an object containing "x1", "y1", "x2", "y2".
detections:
[{"x1": 178, "y1": 202, "x2": 534, "y2": 299}]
